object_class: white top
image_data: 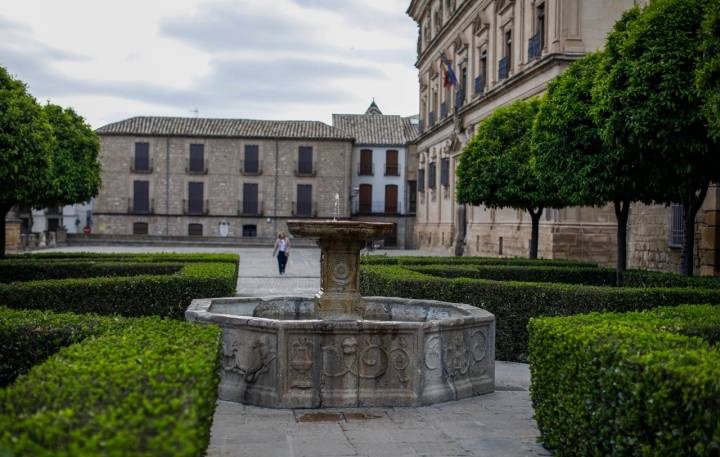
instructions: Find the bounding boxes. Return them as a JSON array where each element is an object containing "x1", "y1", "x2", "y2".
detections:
[{"x1": 278, "y1": 239, "x2": 287, "y2": 252}]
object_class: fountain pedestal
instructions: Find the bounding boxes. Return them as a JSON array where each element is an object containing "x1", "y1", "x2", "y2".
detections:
[
  {"x1": 286, "y1": 221, "x2": 392, "y2": 320},
  {"x1": 186, "y1": 220, "x2": 496, "y2": 408}
]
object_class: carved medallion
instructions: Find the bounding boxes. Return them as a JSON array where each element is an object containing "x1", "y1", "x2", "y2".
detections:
[{"x1": 289, "y1": 336, "x2": 314, "y2": 389}]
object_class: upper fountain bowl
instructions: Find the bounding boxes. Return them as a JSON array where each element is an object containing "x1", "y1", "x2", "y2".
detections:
[{"x1": 286, "y1": 220, "x2": 394, "y2": 240}]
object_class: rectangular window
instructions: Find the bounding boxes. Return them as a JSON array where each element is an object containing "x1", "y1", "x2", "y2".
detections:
[
  {"x1": 408, "y1": 181, "x2": 417, "y2": 213},
  {"x1": 296, "y1": 184, "x2": 312, "y2": 216},
  {"x1": 385, "y1": 150, "x2": 399, "y2": 176},
  {"x1": 133, "y1": 222, "x2": 148, "y2": 235},
  {"x1": 243, "y1": 224, "x2": 257, "y2": 237},
  {"x1": 537, "y1": 3, "x2": 545, "y2": 49},
  {"x1": 244, "y1": 145, "x2": 260, "y2": 174},
  {"x1": 428, "y1": 162, "x2": 436, "y2": 190},
  {"x1": 669, "y1": 203, "x2": 684, "y2": 247},
  {"x1": 359, "y1": 149, "x2": 373, "y2": 176},
  {"x1": 418, "y1": 169, "x2": 425, "y2": 192},
  {"x1": 134, "y1": 142, "x2": 150, "y2": 172},
  {"x1": 188, "y1": 182, "x2": 204, "y2": 215},
  {"x1": 298, "y1": 146, "x2": 314, "y2": 175},
  {"x1": 440, "y1": 158, "x2": 450, "y2": 186},
  {"x1": 188, "y1": 223, "x2": 203, "y2": 236},
  {"x1": 385, "y1": 185, "x2": 398, "y2": 214},
  {"x1": 189, "y1": 144, "x2": 205, "y2": 173},
  {"x1": 243, "y1": 183, "x2": 259, "y2": 215},
  {"x1": 133, "y1": 180, "x2": 150, "y2": 213},
  {"x1": 359, "y1": 184, "x2": 372, "y2": 214}
]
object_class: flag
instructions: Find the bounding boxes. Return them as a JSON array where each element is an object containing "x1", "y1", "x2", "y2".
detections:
[{"x1": 440, "y1": 53, "x2": 458, "y2": 87}]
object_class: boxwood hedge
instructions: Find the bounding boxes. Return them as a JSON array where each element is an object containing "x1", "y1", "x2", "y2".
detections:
[
  {"x1": 361, "y1": 255, "x2": 597, "y2": 268},
  {"x1": 360, "y1": 265, "x2": 720, "y2": 361},
  {"x1": 529, "y1": 305, "x2": 720, "y2": 456},
  {"x1": 0, "y1": 262, "x2": 237, "y2": 318},
  {"x1": 0, "y1": 310, "x2": 221, "y2": 457},
  {"x1": 0, "y1": 261, "x2": 184, "y2": 283},
  {"x1": 407, "y1": 264, "x2": 720, "y2": 289}
]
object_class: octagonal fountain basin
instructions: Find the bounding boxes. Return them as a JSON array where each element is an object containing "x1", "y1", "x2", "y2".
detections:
[{"x1": 186, "y1": 296, "x2": 495, "y2": 408}]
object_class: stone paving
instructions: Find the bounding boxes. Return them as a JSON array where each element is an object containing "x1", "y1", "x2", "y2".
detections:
[{"x1": 45, "y1": 244, "x2": 549, "y2": 456}]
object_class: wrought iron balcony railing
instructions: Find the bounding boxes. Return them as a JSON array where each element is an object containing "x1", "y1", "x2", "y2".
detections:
[
  {"x1": 384, "y1": 165, "x2": 400, "y2": 177},
  {"x1": 185, "y1": 158, "x2": 208, "y2": 175},
  {"x1": 429, "y1": 111, "x2": 435, "y2": 128},
  {"x1": 440, "y1": 102, "x2": 448, "y2": 119},
  {"x1": 498, "y1": 56, "x2": 510, "y2": 81},
  {"x1": 358, "y1": 162, "x2": 374, "y2": 176},
  {"x1": 474, "y1": 74, "x2": 486, "y2": 96},
  {"x1": 183, "y1": 199, "x2": 209, "y2": 216},
  {"x1": 240, "y1": 159, "x2": 263, "y2": 176},
  {"x1": 238, "y1": 200, "x2": 264, "y2": 217},
  {"x1": 128, "y1": 198, "x2": 154, "y2": 215},
  {"x1": 291, "y1": 201, "x2": 317, "y2": 217},
  {"x1": 294, "y1": 161, "x2": 317, "y2": 177},
  {"x1": 528, "y1": 32, "x2": 542, "y2": 61},
  {"x1": 130, "y1": 158, "x2": 153, "y2": 174}
]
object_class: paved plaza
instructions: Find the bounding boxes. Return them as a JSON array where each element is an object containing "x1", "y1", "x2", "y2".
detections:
[{"x1": 44, "y1": 244, "x2": 548, "y2": 456}]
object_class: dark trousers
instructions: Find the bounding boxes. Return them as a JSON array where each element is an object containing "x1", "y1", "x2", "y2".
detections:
[{"x1": 277, "y1": 251, "x2": 288, "y2": 273}]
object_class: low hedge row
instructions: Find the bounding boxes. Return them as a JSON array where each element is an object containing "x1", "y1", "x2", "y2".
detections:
[
  {"x1": 359, "y1": 265, "x2": 720, "y2": 361},
  {"x1": 361, "y1": 255, "x2": 598, "y2": 268},
  {"x1": 529, "y1": 305, "x2": 720, "y2": 456},
  {"x1": 0, "y1": 309, "x2": 221, "y2": 456},
  {"x1": 0, "y1": 261, "x2": 183, "y2": 283},
  {"x1": 408, "y1": 264, "x2": 720, "y2": 289},
  {"x1": 0, "y1": 307, "x2": 124, "y2": 387},
  {"x1": 0, "y1": 262, "x2": 237, "y2": 318}
]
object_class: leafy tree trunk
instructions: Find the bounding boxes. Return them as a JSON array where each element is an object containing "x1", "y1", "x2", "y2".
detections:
[
  {"x1": 680, "y1": 181, "x2": 710, "y2": 276},
  {"x1": 528, "y1": 207, "x2": 543, "y2": 259},
  {"x1": 0, "y1": 204, "x2": 10, "y2": 258},
  {"x1": 613, "y1": 199, "x2": 630, "y2": 287}
]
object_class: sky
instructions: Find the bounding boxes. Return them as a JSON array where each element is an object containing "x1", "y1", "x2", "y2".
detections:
[{"x1": 0, "y1": 0, "x2": 419, "y2": 129}]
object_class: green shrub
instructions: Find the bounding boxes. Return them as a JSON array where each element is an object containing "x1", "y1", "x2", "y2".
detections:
[
  {"x1": 0, "y1": 262, "x2": 237, "y2": 318},
  {"x1": 529, "y1": 305, "x2": 720, "y2": 456},
  {"x1": 360, "y1": 265, "x2": 720, "y2": 361},
  {"x1": 0, "y1": 261, "x2": 183, "y2": 283},
  {"x1": 408, "y1": 264, "x2": 720, "y2": 289},
  {"x1": 361, "y1": 255, "x2": 598, "y2": 268},
  {"x1": 0, "y1": 307, "x2": 124, "y2": 387},
  {"x1": 0, "y1": 315, "x2": 221, "y2": 457}
]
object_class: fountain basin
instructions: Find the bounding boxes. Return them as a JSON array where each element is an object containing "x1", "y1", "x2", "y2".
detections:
[{"x1": 187, "y1": 296, "x2": 495, "y2": 408}]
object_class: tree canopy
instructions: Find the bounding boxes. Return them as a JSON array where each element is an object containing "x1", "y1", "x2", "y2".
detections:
[{"x1": 697, "y1": 0, "x2": 720, "y2": 140}]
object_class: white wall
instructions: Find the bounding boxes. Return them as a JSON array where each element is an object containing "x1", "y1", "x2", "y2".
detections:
[{"x1": 351, "y1": 146, "x2": 407, "y2": 214}]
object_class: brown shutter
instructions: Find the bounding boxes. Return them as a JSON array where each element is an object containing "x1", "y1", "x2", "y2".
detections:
[
  {"x1": 359, "y1": 184, "x2": 372, "y2": 214},
  {"x1": 385, "y1": 150, "x2": 399, "y2": 176},
  {"x1": 385, "y1": 185, "x2": 398, "y2": 214},
  {"x1": 360, "y1": 149, "x2": 373, "y2": 175}
]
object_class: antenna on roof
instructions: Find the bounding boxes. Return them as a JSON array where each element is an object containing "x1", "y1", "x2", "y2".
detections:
[{"x1": 190, "y1": 108, "x2": 199, "y2": 118}]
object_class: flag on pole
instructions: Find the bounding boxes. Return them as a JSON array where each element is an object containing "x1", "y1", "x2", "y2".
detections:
[{"x1": 440, "y1": 52, "x2": 458, "y2": 87}]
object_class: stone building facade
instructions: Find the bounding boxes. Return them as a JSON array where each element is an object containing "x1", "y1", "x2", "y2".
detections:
[
  {"x1": 333, "y1": 101, "x2": 420, "y2": 249},
  {"x1": 93, "y1": 117, "x2": 354, "y2": 242},
  {"x1": 407, "y1": 0, "x2": 719, "y2": 275}
]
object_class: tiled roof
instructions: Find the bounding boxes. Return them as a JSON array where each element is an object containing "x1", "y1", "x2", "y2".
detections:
[
  {"x1": 332, "y1": 113, "x2": 419, "y2": 146},
  {"x1": 96, "y1": 116, "x2": 354, "y2": 140}
]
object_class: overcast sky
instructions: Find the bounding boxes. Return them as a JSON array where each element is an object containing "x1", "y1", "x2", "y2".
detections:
[{"x1": 1, "y1": 0, "x2": 418, "y2": 128}]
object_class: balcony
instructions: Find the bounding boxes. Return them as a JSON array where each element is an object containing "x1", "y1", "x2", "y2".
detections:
[
  {"x1": 384, "y1": 164, "x2": 400, "y2": 177},
  {"x1": 358, "y1": 162, "x2": 374, "y2": 176},
  {"x1": 183, "y1": 199, "x2": 209, "y2": 216},
  {"x1": 127, "y1": 198, "x2": 154, "y2": 215},
  {"x1": 474, "y1": 74, "x2": 486, "y2": 96},
  {"x1": 429, "y1": 111, "x2": 435, "y2": 128},
  {"x1": 294, "y1": 161, "x2": 317, "y2": 177},
  {"x1": 353, "y1": 200, "x2": 404, "y2": 216},
  {"x1": 130, "y1": 158, "x2": 153, "y2": 174},
  {"x1": 240, "y1": 160, "x2": 263, "y2": 176},
  {"x1": 440, "y1": 102, "x2": 448, "y2": 119},
  {"x1": 185, "y1": 159, "x2": 208, "y2": 175},
  {"x1": 455, "y1": 88, "x2": 466, "y2": 112},
  {"x1": 528, "y1": 32, "x2": 542, "y2": 61},
  {"x1": 238, "y1": 200, "x2": 264, "y2": 217},
  {"x1": 291, "y1": 201, "x2": 317, "y2": 218},
  {"x1": 498, "y1": 57, "x2": 510, "y2": 81},
  {"x1": 418, "y1": 118, "x2": 424, "y2": 134}
]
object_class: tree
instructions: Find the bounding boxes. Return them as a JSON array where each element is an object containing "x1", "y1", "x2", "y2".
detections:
[
  {"x1": 41, "y1": 104, "x2": 101, "y2": 210},
  {"x1": 533, "y1": 51, "x2": 649, "y2": 286},
  {"x1": 697, "y1": 0, "x2": 720, "y2": 141},
  {"x1": 457, "y1": 98, "x2": 561, "y2": 259},
  {"x1": 0, "y1": 66, "x2": 54, "y2": 257},
  {"x1": 593, "y1": 0, "x2": 720, "y2": 276}
]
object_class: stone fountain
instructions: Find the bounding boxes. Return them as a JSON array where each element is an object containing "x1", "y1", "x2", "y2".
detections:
[{"x1": 186, "y1": 220, "x2": 495, "y2": 408}]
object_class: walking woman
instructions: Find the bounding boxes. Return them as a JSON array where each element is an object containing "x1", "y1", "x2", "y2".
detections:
[{"x1": 272, "y1": 232, "x2": 290, "y2": 275}]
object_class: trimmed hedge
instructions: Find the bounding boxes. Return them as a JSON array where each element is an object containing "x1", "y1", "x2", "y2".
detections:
[
  {"x1": 529, "y1": 305, "x2": 720, "y2": 456},
  {"x1": 0, "y1": 307, "x2": 124, "y2": 387},
  {"x1": 0, "y1": 311, "x2": 221, "y2": 456},
  {"x1": 0, "y1": 262, "x2": 237, "y2": 318},
  {"x1": 0, "y1": 261, "x2": 183, "y2": 283},
  {"x1": 361, "y1": 255, "x2": 598, "y2": 268},
  {"x1": 408, "y1": 264, "x2": 720, "y2": 289},
  {"x1": 360, "y1": 265, "x2": 720, "y2": 361}
]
